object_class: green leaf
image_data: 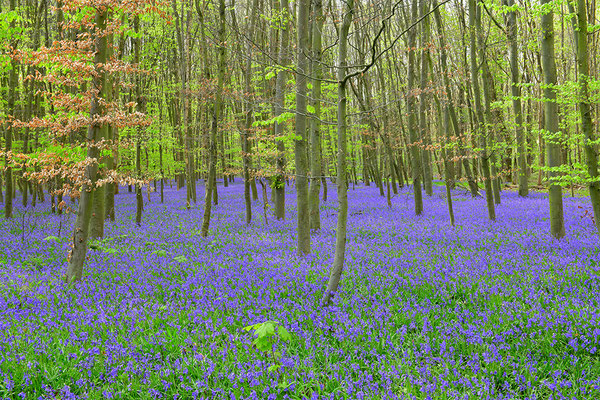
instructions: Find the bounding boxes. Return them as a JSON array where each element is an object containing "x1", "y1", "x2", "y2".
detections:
[
  {"x1": 260, "y1": 322, "x2": 276, "y2": 336},
  {"x1": 277, "y1": 377, "x2": 292, "y2": 389},
  {"x1": 43, "y1": 236, "x2": 60, "y2": 242},
  {"x1": 243, "y1": 323, "x2": 262, "y2": 332},
  {"x1": 253, "y1": 335, "x2": 271, "y2": 351},
  {"x1": 173, "y1": 255, "x2": 188, "y2": 263},
  {"x1": 277, "y1": 326, "x2": 291, "y2": 342}
]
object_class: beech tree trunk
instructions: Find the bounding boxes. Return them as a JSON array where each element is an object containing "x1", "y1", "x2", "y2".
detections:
[
  {"x1": 105, "y1": 32, "x2": 116, "y2": 221},
  {"x1": 66, "y1": 9, "x2": 108, "y2": 282},
  {"x1": 407, "y1": 0, "x2": 423, "y2": 215},
  {"x1": 504, "y1": 0, "x2": 528, "y2": 197},
  {"x1": 241, "y1": 0, "x2": 260, "y2": 224},
  {"x1": 134, "y1": 15, "x2": 144, "y2": 226},
  {"x1": 90, "y1": 14, "x2": 113, "y2": 238},
  {"x1": 468, "y1": 0, "x2": 495, "y2": 221},
  {"x1": 575, "y1": 0, "x2": 600, "y2": 235},
  {"x1": 443, "y1": 108, "x2": 455, "y2": 225},
  {"x1": 4, "y1": 0, "x2": 17, "y2": 219},
  {"x1": 295, "y1": 0, "x2": 311, "y2": 254},
  {"x1": 480, "y1": 48, "x2": 501, "y2": 205},
  {"x1": 308, "y1": 0, "x2": 324, "y2": 231},
  {"x1": 201, "y1": 0, "x2": 225, "y2": 236},
  {"x1": 322, "y1": 0, "x2": 353, "y2": 307},
  {"x1": 273, "y1": 0, "x2": 291, "y2": 220},
  {"x1": 419, "y1": 0, "x2": 433, "y2": 196},
  {"x1": 540, "y1": 0, "x2": 565, "y2": 239}
]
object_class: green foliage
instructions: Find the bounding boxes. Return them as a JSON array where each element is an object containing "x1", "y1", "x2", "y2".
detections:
[
  {"x1": 243, "y1": 321, "x2": 293, "y2": 390},
  {"x1": 173, "y1": 255, "x2": 188, "y2": 263},
  {"x1": 243, "y1": 320, "x2": 291, "y2": 352},
  {"x1": 0, "y1": 10, "x2": 24, "y2": 73},
  {"x1": 24, "y1": 255, "x2": 56, "y2": 270},
  {"x1": 252, "y1": 111, "x2": 295, "y2": 128},
  {"x1": 152, "y1": 249, "x2": 168, "y2": 257},
  {"x1": 270, "y1": 175, "x2": 285, "y2": 189},
  {"x1": 89, "y1": 239, "x2": 120, "y2": 255}
]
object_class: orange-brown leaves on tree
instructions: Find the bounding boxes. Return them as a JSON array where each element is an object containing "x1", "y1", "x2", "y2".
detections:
[{"x1": 6, "y1": 0, "x2": 166, "y2": 203}]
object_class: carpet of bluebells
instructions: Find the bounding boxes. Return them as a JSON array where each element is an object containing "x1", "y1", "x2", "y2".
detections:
[{"x1": 1, "y1": 181, "x2": 600, "y2": 400}]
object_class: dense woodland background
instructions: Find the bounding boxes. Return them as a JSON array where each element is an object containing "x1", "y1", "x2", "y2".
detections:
[
  {"x1": 3, "y1": 1, "x2": 600, "y2": 397},
  {"x1": 1, "y1": 0, "x2": 600, "y2": 296}
]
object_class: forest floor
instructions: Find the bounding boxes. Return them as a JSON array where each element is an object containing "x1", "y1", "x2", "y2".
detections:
[{"x1": 1, "y1": 182, "x2": 600, "y2": 399}]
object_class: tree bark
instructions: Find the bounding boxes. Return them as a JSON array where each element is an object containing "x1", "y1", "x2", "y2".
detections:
[
  {"x1": 4, "y1": 0, "x2": 17, "y2": 219},
  {"x1": 443, "y1": 107, "x2": 455, "y2": 225},
  {"x1": 479, "y1": 42, "x2": 501, "y2": 205},
  {"x1": 134, "y1": 15, "x2": 144, "y2": 226},
  {"x1": 273, "y1": 0, "x2": 291, "y2": 220},
  {"x1": 419, "y1": 0, "x2": 433, "y2": 196},
  {"x1": 242, "y1": 0, "x2": 260, "y2": 224},
  {"x1": 66, "y1": 9, "x2": 108, "y2": 282},
  {"x1": 201, "y1": 0, "x2": 226, "y2": 236},
  {"x1": 407, "y1": 0, "x2": 423, "y2": 215},
  {"x1": 468, "y1": 0, "x2": 495, "y2": 221},
  {"x1": 295, "y1": 0, "x2": 311, "y2": 254},
  {"x1": 308, "y1": 0, "x2": 324, "y2": 231},
  {"x1": 575, "y1": 0, "x2": 600, "y2": 235},
  {"x1": 504, "y1": 0, "x2": 528, "y2": 197},
  {"x1": 104, "y1": 32, "x2": 116, "y2": 221},
  {"x1": 321, "y1": 0, "x2": 353, "y2": 307},
  {"x1": 90, "y1": 14, "x2": 114, "y2": 238},
  {"x1": 540, "y1": 0, "x2": 565, "y2": 239}
]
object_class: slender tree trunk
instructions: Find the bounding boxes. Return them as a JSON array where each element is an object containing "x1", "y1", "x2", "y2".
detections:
[
  {"x1": 159, "y1": 144, "x2": 164, "y2": 203},
  {"x1": 4, "y1": 0, "x2": 17, "y2": 219},
  {"x1": 469, "y1": 0, "x2": 495, "y2": 221},
  {"x1": 186, "y1": 9, "x2": 197, "y2": 203},
  {"x1": 273, "y1": 0, "x2": 291, "y2": 220},
  {"x1": 295, "y1": 0, "x2": 311, "y2": 254},
  {"x1": 21, "y1": 4, "x2": 43, "y2": 209},
  {"x1": 90, "y1": 149, "x2": 106, "y2": 236},
  {"x1": 66, "y1": 9, "x2": 107, "y2": 282},
  {"x1": 419, "y1": 0, "x2": 433, "y2": 196},
  {"x1": 104, "y1": 34, "x2": 116, "y2": 221},
  {"x1": 321, "y1": 0, "x2": 353, "y2": 307},
  {"x1": 242, "y1": 0, "x2": 260, "y2": 224},
  {"x1": 173, "y1": 0, "x2": 195, "y2": 206},
  {"x1": 201, "y1": 0, "x2": 225, "y2": 236},
  {"x1": 504, "y1": 0, "x2": 528, "y2": 197},
  {"x1": 376, "y1": 64, "x2": 398, "y2": 194},
  {"x1": 575, "y1": 0, "x2": 600, "y2": 235},
  {"x1": 407, "y1": 0, "x2": 423, "y2": 215},
  {"x1": 90, "y1": 19, "x2": 114, "y2": 238},
  {"x1": 443, "y1": 107, "x2": 455, "y2": 225},
  {"x1": 308, "y1": 0, "x2": 324, "y2": 231},
  {"x1": 540, "y1": 0, "x2": 565, "y2": 238},
  {"x1": 134, "y1": 15, "x2": 144, "y2": 226},
  {"x1": 479, "y1": 43, "x2": 501, "y2": 205},
  {"x1": 432, "y1": 0, "x2": 478, "y2": 197},
  {"x1": 22, "y1": 76, "x2": 33, "y2": 208}
]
